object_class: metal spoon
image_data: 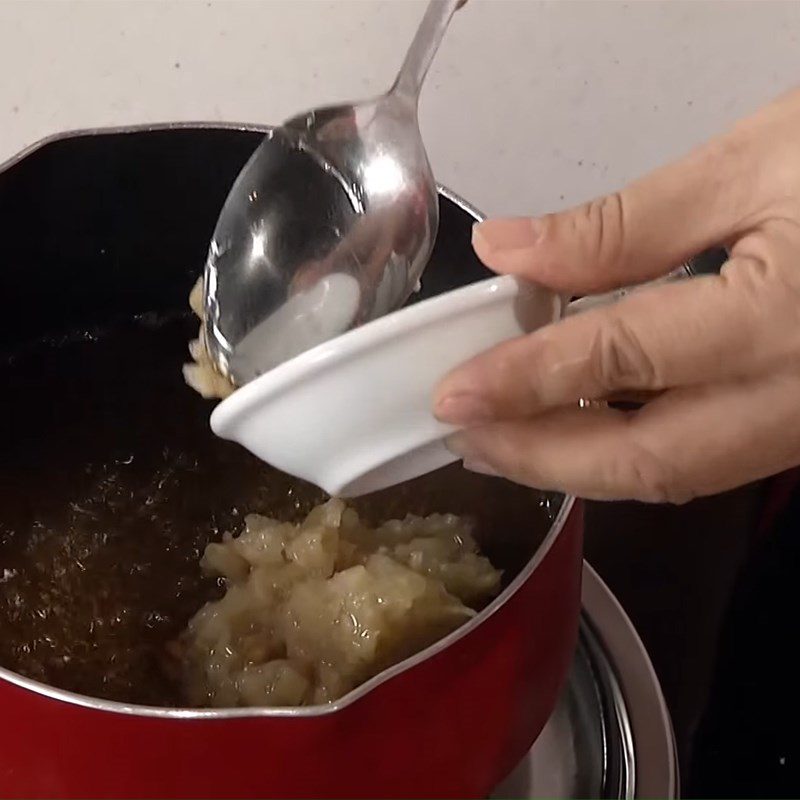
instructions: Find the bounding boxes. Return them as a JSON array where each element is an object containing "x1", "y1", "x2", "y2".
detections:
[{"x1": 202, "y1": 0, "x2": 463, "y2": 386}]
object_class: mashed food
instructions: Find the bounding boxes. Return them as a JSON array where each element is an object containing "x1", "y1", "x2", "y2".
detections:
[
  {"x1": 179, "y1": 278, "x2": 501, "y2": 707},
  {"x1": 178, "y1": 498, "x2": 501, "y2": 707},
  {"x1": 182, "y1": 277, "x2": 236, "y2": 400}
]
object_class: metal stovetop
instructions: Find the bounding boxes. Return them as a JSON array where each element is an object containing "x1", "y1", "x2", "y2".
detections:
[{"x1": 493, "y1": 564, "x2": 677, "y2": 799}]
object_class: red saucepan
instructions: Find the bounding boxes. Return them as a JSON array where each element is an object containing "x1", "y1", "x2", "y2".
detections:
[{"x1": 0, "y1": 124, "x2": 584, "y2": 799}]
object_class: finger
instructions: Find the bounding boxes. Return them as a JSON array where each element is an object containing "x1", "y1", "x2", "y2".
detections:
[
  {"x1": 471, "y1": 132, "x2": 757, "y2": 294},
  {"x1": 434, "y1": 254, "x2": 800, "y2": 425},
  {"x1": 447, "y1": 369, "x2": 800, "y2": 503}
]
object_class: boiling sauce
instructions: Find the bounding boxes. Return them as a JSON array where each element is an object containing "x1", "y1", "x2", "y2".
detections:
[{"x1": 0, "y1": 314, "x2": 557, "y2": 706}]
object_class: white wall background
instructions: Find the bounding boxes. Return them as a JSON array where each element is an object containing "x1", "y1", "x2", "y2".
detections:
[{"x1": 1, "y1": 0, "x2": 798, "y2": 216}]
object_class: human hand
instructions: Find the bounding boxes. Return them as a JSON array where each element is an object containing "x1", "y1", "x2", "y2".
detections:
[{"x1": 434, "y1": 88, "x2": 800, "y2": 503}]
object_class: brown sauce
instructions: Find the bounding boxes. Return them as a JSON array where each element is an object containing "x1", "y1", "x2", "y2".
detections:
[{"x1": 0, "y1": 314, "x2": 557, "y2": 706}]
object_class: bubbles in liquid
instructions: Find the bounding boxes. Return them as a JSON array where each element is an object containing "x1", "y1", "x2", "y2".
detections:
[{"x1": 0, "y1": 313, "x2": 558, "y2": 706}]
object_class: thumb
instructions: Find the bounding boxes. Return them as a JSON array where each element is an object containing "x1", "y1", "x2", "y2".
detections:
[{"x1": 473, "y1": 134, "x2": 754, "y2": 294}]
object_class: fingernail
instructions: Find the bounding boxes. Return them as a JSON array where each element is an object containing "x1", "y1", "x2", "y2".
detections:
[
  {"x1": 445, "y1": 431, "x2": 473, "y2": 459},
  {"x1": 473, "y1": 218, "x2": 543, "y2": 254},
  {"x1": 446, "y1": 434, "x2": 498, "y2": 477},
  {"x1": 462, "y1": 459, "x2": 499, "y2": 477},
  {"x1": 435, "y1": 394, "x2": 494, "y2": 426}
]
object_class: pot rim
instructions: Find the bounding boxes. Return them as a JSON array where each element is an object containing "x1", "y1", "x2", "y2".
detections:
[{"x1": 0, "y1": 121, "x2": 577, "y2": 718}]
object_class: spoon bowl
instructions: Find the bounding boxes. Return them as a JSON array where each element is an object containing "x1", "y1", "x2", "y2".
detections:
[{"x1": 202, "y1": 0, "x2": 462, "y2": 385}]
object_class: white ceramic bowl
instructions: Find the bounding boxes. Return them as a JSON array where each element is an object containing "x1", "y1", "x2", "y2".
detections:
[{"x1": 211, "y1": 274, "x2": 565, "y2": 497}]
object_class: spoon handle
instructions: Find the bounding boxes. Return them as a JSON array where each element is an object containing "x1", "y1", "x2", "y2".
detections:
[{"x1": 391, "y1": 0, "x2": 462, "y2": 102}]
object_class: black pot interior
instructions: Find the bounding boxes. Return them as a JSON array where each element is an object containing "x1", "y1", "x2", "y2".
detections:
[{"x1": 0, "y1": 128, "x2": 562, "y2": 706}]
